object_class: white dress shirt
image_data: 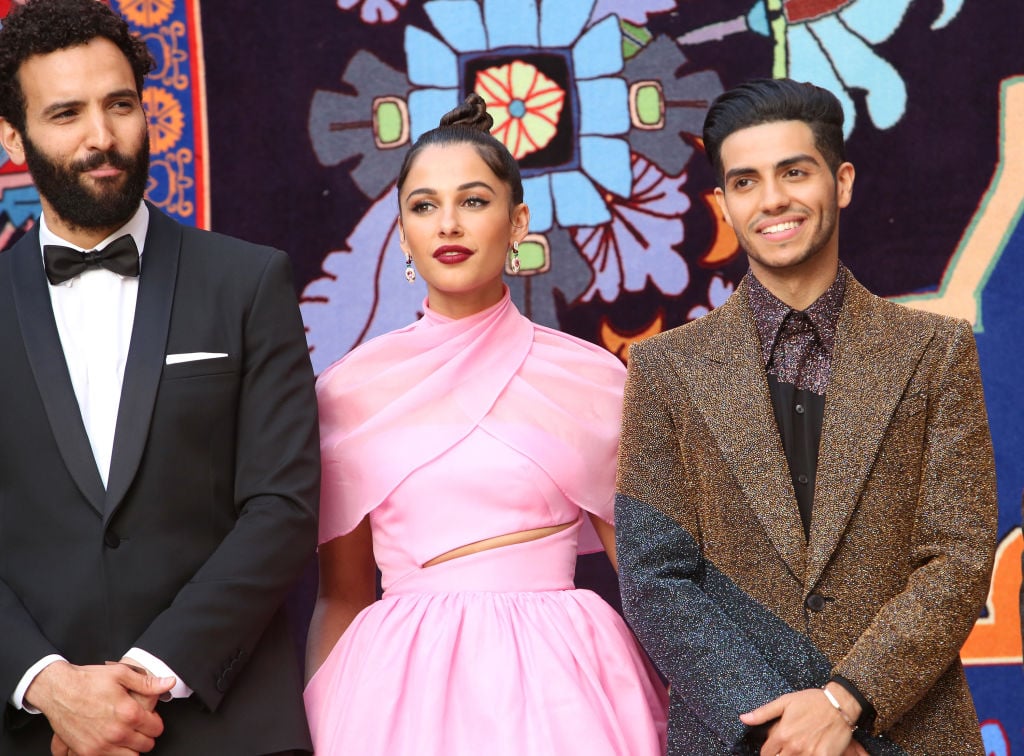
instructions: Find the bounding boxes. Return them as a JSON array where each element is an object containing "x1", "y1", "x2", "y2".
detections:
[{"x1": 12, "y1": 204, "x2": 193, "y2": 711}]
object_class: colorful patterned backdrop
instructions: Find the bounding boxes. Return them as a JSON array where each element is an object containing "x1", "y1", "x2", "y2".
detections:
[{"x1": 1, "y1": 0, "x2": 1021, "y2": 751}]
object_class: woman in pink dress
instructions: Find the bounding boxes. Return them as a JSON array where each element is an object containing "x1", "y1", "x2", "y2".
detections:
[{"x1": 304, "y1": 94, "x2": 668, "y2": 755}]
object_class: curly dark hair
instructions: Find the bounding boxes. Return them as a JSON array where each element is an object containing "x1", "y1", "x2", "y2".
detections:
[
  {"x1": 396, "y1": 93, "x2": 524, "y2": 211},
  {"x1": 0, "y1": 0, "x2": 155, "y2": 134}
]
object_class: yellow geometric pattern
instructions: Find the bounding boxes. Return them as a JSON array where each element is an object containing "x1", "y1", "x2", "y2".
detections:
[{"x1": 476, "y1": 61, "x2": 565, "y2": 160}]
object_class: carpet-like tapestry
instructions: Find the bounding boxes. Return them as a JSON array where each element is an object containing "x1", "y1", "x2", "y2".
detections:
[{"x1": 2, "y1": 0, "x2": 1021, "y2": 751}]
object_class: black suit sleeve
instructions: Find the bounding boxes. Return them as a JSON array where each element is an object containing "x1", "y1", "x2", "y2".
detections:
[
  {"x1": 0, "y1": 587, "x2": 60, "y2": 708},
  {"x1": 132, "y1": 250, "x2": 319, "y2": 711}
]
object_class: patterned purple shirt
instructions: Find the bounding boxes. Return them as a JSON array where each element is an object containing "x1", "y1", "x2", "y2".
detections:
[{"x1": 747, "y1": 266, "x2": 847, "y2": 395}]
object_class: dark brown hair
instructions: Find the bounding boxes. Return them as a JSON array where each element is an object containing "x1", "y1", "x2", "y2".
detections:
[{"x1": 396, "y1": 93, "x2": 524, "y2": 209}]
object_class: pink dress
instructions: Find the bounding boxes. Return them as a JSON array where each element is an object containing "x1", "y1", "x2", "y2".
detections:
[{"x1": 304, "y1": 291, "x2": 668, "y2": 754}]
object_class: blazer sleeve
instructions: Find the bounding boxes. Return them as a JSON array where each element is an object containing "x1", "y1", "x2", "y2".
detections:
[
  {"x1": 615, "y1": 340, "x2": 794, "y2": 750},
  {"x1": 132, "y1": 249, "x2": 320, "y2": 711},
  {"x1": 831, "y1": 318, "x2": 997, "y2": 733},
  {"x1": 0, "y1": 585, "x2": 61, "y2": 711}
]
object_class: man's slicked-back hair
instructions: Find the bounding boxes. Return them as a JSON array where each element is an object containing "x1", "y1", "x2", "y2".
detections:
[
  {"x1": 0, "y1": 0, "x2": 155, "y2": 134},
  {"x1": 702, "y1": 78, "x2": 846, "y2": 185}
]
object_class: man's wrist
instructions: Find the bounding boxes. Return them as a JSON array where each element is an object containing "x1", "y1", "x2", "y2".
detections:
[
  {"x1": 22, "y1": 658, "x2": 72, "y2": 713},
  {"x1": 124, "y1": 647, "x2": 192, "y2": 700},
  {"x1": 823, "y1": 681, "x2": 861, "y2": 728},
  {"x1": 13, "y1": 654, "x2": 66, "y2": 712},
  {"x1": 828, "y1": 675, "x2": 876, "y2": 730}
]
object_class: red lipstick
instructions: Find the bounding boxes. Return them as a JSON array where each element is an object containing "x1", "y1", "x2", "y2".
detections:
[{"x1": 433, "y1": 245, "x2": 473, "y2": 264}]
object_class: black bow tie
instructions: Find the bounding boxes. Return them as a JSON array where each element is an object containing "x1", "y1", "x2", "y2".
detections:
[{"x1": 43, "y1": 234, "x2": 140, "y2": 285}]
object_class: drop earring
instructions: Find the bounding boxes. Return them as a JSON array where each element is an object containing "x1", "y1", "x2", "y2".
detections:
[
  {"x1": 509, "y1": 240, "x2": 521, "y2": 275},
  {"x1": 404, "y1": 252, "x2": 416, "y2": 283}
]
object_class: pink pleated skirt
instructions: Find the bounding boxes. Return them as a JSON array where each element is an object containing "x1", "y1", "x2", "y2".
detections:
[{"x1": 304, "y1": 527, "x2": 668, "y2": 754}]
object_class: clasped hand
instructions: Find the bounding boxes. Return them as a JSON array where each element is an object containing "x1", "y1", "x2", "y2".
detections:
[
  {"x1": 741, "y1": 688, "x2": 869, "y2": 756},
  {"x1": 25, "y1": 659, "x2": 175, "y2": 756}
]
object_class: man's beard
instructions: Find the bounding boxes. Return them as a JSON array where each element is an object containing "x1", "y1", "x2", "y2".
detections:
[{"x1": 23, "y1": 131, "x2": 150, "y2": 233}]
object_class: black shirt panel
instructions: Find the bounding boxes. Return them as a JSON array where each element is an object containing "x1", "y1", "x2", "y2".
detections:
[{"x1": 768, "y1": 376, "x2": 825, "y2": 539}]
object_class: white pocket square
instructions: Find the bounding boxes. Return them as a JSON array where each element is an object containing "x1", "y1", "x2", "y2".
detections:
[{"x1": 165, "y1": 352, "x2": 228, "y2": 365}]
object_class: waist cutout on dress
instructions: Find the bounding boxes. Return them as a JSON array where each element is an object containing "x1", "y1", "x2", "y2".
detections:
[{"x1": 385, "y1": 518, "x2": 582, "y2": 596}]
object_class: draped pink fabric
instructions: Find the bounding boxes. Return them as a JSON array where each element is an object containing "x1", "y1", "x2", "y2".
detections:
[
  {"x1": 316, "y1": 289, "x2": 625, "y2": 552},
  {"x1": 306, "y1": 290, "x2": 667, "y2": 754}
]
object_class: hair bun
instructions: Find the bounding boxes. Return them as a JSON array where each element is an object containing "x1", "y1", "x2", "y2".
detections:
[{"x1": 439, "y1": 93, "x2": 494, "y2": 133}]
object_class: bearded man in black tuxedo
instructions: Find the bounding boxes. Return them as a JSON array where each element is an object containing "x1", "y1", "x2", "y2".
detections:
[{"x1": 0, "y1": 1, "x2": 319, "y2": 753}]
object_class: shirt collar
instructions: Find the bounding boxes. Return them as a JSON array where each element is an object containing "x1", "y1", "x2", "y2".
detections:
[
  {"x1": 747, "y1": 264, "x2": 847, "y2": 367},
  {"x1": 39, "y1": 202, "x2": 149, "y2": 286}
]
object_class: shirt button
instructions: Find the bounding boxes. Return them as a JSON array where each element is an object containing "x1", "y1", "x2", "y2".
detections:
[
  {"x1": 795, "y1": 404, "x2": 805, "y2": 414},
  {"x1": 805, "y1": 593, "x2": 827, "y2": 612},
  {"x1": 797, "y1": 474, "x2": 809, "y2": 484}
]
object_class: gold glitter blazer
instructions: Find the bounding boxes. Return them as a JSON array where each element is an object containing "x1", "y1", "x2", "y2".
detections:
[{"x1": 615, "y1": 270, "x2": 997, "y2": 756}]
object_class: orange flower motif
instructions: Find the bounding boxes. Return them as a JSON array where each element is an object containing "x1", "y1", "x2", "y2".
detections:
[
  {"x1": 143, "y1": 86, "x2": 185, "y2": 155},
  {"x1": 475, "y1": 61, "x2": 565, "y2": 160},
  {"x1": 118, "y1": 0, "x2": 174, "y2": 27}
]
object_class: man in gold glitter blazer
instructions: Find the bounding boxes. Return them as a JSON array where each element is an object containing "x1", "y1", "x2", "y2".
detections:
[{"x1": 615, "y1": 78, "x2": 997, "y2": 756}]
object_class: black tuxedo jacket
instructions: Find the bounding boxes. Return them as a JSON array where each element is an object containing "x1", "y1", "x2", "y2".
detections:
[{"x1": 0, "y1": 204, "x2": 319, "y2": 754}]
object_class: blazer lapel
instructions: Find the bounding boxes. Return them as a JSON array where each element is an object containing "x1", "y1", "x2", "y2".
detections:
[
  {"x1": 806, "y1": 274, "x2": 932, "y2": 588},
  {"x1": 10, "y1": 229, "x2": 106, "y2": 513},
  {"x1": 103, "y1": 204, "x2": 180, "y2": 522},
  {"x1": 683, "y1": 282, "x2": 808, "y2": 581}
]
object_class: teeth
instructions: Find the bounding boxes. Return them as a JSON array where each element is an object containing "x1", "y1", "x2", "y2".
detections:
[{"x1": 761, "y1": 221, "x2": 801, "y2": 234}]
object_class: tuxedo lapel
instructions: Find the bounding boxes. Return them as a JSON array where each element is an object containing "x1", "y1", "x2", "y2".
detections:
[
  {"x1": 10, "y1": 229, "x2": 106, "y2": 513},
  {"x1": 103, "y1": 205, "x2": 180, "y2": 522},
  {"x1": 806, "y1": 275, "x2": 932, "y2": 588},
  {"x1": 682, "y1": 282, "x2": 807, "y2": 581}
]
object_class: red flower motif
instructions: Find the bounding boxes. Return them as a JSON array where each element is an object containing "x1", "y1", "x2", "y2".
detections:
[{"x1": 475, "y1": 60, "x2": 565, "y2": 160}]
